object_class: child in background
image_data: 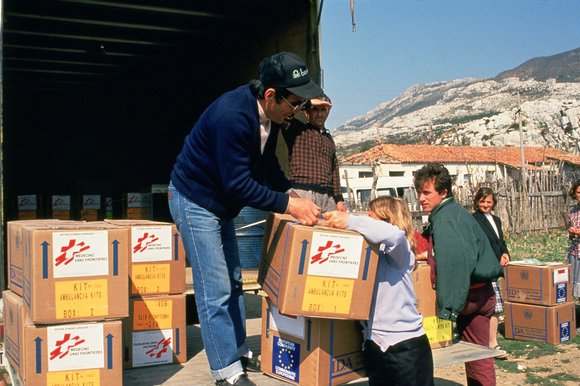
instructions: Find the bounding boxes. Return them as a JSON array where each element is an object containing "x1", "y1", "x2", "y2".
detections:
[{"x1": 324, "y1": 196, "x2": 434, "y2": 386}]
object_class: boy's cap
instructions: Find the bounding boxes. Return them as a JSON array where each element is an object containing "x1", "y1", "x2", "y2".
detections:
[{"x1": 259, "y1": 52, "x2": 323, "y2": 99}]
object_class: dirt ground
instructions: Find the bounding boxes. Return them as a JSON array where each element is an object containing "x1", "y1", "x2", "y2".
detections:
[{"x1": 433, "y1": 340, "x2": 580, "y2": 386}]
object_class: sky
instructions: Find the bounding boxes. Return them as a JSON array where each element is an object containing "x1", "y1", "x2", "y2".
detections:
[{"x1": 319, "y1": 0, "x2": 580, "y2": 131}]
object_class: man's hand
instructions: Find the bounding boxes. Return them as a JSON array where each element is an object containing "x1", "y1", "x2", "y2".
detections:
[
  {"x1": 336, "y1": 201, "x2": 347, "y2": 212},
  {"x1": 500, "y1": 253, "x2": 510, "y2": 266},
  {"x1": 287, "y1": 197, "x2": 320, "y2": 225},
  {"x1": 323, "y1": 211, "x2": 349, "y2": 229}
]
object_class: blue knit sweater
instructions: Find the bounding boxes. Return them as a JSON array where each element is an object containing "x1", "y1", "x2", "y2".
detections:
[{"x1": 171, "y1": 85, "x2": 291, "y2": 219}]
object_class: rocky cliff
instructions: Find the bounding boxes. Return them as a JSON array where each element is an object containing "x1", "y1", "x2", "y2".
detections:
[{"x1": 334, "y1": 48, "x2": 580, "y2": 157}]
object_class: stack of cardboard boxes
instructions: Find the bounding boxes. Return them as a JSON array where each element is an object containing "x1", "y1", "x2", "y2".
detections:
[
  {"x1": 258, "y1": 214, "x2": 452, "y2": 385},
  {"x1": 104, "y1": 219, "x2": 187, "y2": 369},
  {"x1": 502, "y1": 261, "x2": 576, "y2": 345},
  {"x1": 3, "y1": 220, "x2": 129, "y2": 385},
  {"x1": 3, "y1": 218, "x2": 189, "y2": 384},
  {"x1": 258, "y1": 214, "x2": 376, "y2": 385}
]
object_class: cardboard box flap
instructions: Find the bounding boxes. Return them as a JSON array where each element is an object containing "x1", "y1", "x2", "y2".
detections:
[
  {"x1": 105, "y1": 219, "x2": 173, "y2": 226},
  {"x1": 508, "y1": 260, "x2": 565, "y2": 267}
]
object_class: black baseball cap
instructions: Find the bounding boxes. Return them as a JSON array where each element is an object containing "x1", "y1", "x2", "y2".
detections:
[{"x1": 259, "y1": 52, "x2": 323, "y2": 99}]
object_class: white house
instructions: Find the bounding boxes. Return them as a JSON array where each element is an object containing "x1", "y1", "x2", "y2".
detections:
[{"x1": 339, "y1": 144, "x2": 580, "y2": 211}]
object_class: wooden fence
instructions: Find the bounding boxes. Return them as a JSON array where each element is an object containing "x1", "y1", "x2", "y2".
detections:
[{"x1": 454, "y1": 169, "x2": 579, "y2": 233}]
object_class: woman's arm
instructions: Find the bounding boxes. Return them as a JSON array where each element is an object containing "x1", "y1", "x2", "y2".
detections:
[{"x1": 323, "y1": 211, "x2": 412, "y2": 268}]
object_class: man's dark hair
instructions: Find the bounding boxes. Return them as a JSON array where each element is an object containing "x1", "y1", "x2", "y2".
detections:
[
  {"x1": 249, "y1": 79, "x2": 291, "y2": 101},
  {"x1": 414, "y1": 163, "x2": 453, "y2": 196}
]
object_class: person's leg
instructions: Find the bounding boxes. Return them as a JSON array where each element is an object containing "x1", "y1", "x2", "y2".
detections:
[
  {"x1": 569, "y1": 251, "x2": 580, "y2": 298},
  {"x1": 221, "y1": 218, "x2": 249, "y2": 357},
  {"x1": 489, "y1": 315, "x2": 499, "y2": 348},
  {"x1": 168, "y1": 184, "x2": 246, "y2": 380},
  {"x1": 458, "y1": 284, "x2": 497, "y2": 386},
  {"x1": 362, "y1": 339, "x2": 395, "y2": 386},
  {"x1": 363, "y1": 336, "x2": 434, "y2": 386}
]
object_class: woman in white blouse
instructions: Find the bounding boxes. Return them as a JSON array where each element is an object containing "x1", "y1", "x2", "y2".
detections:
[{"x1": 472, "y1": 187, "x2": 510, "y2": 359}]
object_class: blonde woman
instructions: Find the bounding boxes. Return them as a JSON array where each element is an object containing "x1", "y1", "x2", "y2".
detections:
[{"x1": 324, "y1": 196, "x2": 434, "y2": 386}]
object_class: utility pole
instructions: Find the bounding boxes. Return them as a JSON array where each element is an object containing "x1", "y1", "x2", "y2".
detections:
[
  {"x1": 517, "y1": 92, "x2": 528, "y2": 230},
  {"x1": 517, "y1": 93, "x2": 526, "y2": 180}
]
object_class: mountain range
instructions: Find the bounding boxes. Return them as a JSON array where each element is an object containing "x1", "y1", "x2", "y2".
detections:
[{"x1": 333, "y1": 47, "x2": 580, "y2": 158}]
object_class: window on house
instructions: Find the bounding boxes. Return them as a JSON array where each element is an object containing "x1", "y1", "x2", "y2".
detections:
[
  {"x1": 359, "y1": 171, "x2": 373, "y2": 178},
  {"x1": 463, "y1": 174, "x2": 471, "y2": 184},
  {"x1": 358, "y1": 189, "x2": 372, "y2": 206},
  {"x1": 485, "y1": 171, "x2": 495, "y2": 182},
  {"x1": 377, "y1": 188, "x2": 396, "y2": 197},
  {"x1": 388, "y1": 171, "x2": 405, "y2": 177}
]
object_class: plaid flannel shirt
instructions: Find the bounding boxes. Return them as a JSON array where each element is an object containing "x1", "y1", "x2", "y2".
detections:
[{"x1": 282, "y1": 120, "x2": 344, "y2": 202}]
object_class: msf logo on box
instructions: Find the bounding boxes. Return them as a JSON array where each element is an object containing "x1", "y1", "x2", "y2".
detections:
[
  {"x1": 50, "y1": 333, "x2": 86, "y2": 360},
  {"x1": 133, "y1": 232, "x2": 159, "y2": 254},
  {"x1": 311, "y1": 241, "x2": 345, "y2": 265},
  {"x1": 146, "y1": 337, "x2": 172, "y2": 358},
  {"x1": 56, "y1": 239, "x2": 91, "y2": 266}
]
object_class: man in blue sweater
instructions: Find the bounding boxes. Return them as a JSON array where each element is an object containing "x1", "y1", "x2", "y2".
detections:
[{"x1": 169, "y1": 52, "x2": 323, "y2": 386}]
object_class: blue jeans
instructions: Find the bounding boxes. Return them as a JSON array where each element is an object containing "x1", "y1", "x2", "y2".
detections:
[{"x1": 168, "y1": 182, "x2": 247, "y2": 380}]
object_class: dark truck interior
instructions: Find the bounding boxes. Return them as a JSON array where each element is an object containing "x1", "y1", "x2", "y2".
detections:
[{"x1": 2, "y1": 0, "x2": 320, "y2": 220}]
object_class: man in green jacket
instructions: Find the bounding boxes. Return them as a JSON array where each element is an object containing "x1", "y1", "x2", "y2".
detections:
[{"x1": 414, "y1": 163, "x2": 502, "y2": 386}]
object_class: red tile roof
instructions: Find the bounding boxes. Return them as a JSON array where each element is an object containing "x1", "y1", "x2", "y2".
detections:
[{"x1": 342, "y1": 144, "x2": 580, "y2": 168}]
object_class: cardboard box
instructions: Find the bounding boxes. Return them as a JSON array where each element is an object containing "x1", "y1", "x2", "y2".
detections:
[
  {"x1": 18, "y1": 194, "x2": 44, "y2": 219},
  {"x1": 411, "y1": 263, "x2": 453, "y2": 349},
  {"x1": 8, "y1": 220, "x2": 77, "y2": 296},
  {"x1": 504, "y1": 301, "x2": 576, "y2": 345},
  {"x1": 80, "y1": 194, "x2": 104, "y2": 221},
  {"x1": 261, "y1": 298, "x2": 366, "y2": 385},
  {"x1": 51, "y1": 195, "x2": 72, "y2": 220},
  {"x1": 3, "y1": 290, "x2": 123, "y2": 386},
  {"x1": 80, "y1": 209, "x2": 98, "y2": 221},
  {"x1": 105, "y1": 219, "x2": 186, "y2": 296},
  {"x1": 258, "y1": 213, "x2": 379, "y2": 320},
  {"x1": 411, "y1": 263, "x2": 436, "y2": 317},
  {"x1": 503, "y1": 262, "x2": 571, "y2": 305},
  {"x1": 124, "y1": 193, "x2": 151, "y2": 219},
  {"x1": 7, "y1": 220, "x2": 130, "y2": 323},
  {"x1": 122, "y1": 294, "x2": 187, "y2": 369},
  {"x1": 18, "y1": 210, "x2": 38, "y2": 220}
]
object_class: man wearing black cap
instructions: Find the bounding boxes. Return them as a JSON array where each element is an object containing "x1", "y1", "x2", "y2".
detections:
[{"x1": 168, "y1": 52, "x2": 323, "y2": 386}]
